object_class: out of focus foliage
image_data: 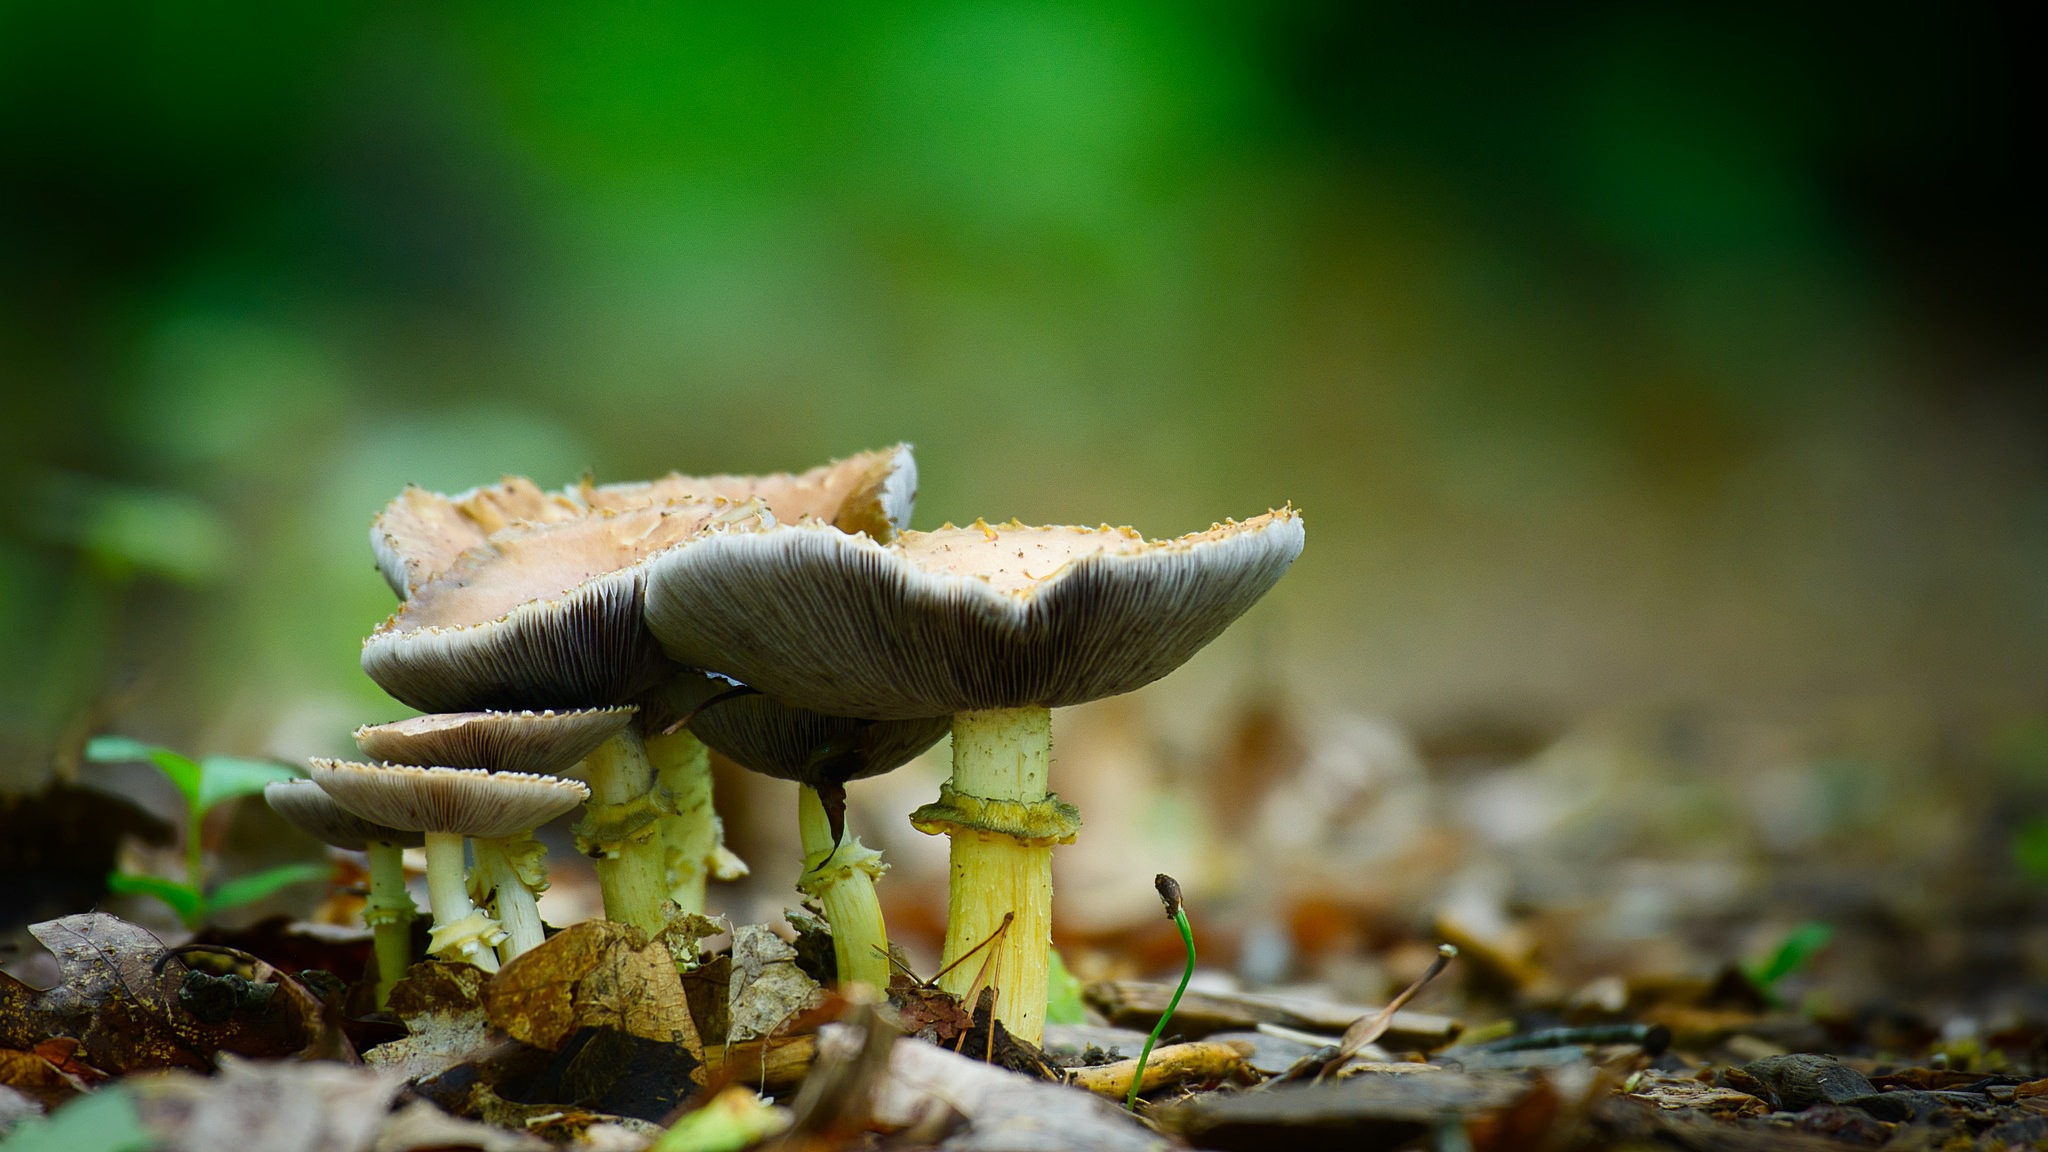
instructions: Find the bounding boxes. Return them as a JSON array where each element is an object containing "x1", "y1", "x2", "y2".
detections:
[{"x1": 1, "y1": 0, "x2": 2042, "y2": 807}]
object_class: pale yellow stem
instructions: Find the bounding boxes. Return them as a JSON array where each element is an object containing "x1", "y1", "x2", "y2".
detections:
[{"x1": 797, "y1": 784, "x2": 890, "y2": 991}]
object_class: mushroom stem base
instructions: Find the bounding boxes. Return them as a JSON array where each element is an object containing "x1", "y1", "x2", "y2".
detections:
[
  {"x1": 364, "y1": 841, "x2": 418, "y2": 1007},
  {"x1": 477, "y1": 836, "x2": 548, "y2": 962},
  {"x1": 930, "y1": 705, "x2": 1061, "y2": 1045},
  {"x1": 648, "y1": 727, "x2": 746, "y2": 915},
  {"x1": 797, "y1": 784, "x2": 890, "y2": 991},
  {"x1": 423, "y1": 831, "x2": 500, "y2": 973},
  {"x1": 576, "y1": 729, "x2": 672, "y2": 934}
]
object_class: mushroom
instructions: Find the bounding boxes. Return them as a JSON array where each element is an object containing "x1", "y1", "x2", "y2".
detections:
[
  {"x1": 641, "y1": 509, "x2": 1305, "y2": 1041},
  {"x1": 353, "y1": 707, "x2": 635, "y2": 961},
  {"x1": 687, "y1": 689, "x2": 949, "y2": 989},
  {"x1": 362, "y1": 448, "x2": 920, "y2": 925},
  {"x1": 264, "y1": 779, "x2": 424, "y2": 1006},
  {"x1": 309, "y1": 761, "x2": 588, "y2": 971},
  {"x1": 360, "y1": 500, "x2": 773, "y2": 932}
]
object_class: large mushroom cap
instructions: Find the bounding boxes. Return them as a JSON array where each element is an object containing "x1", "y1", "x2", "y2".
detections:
[
  {"x1": 690, "y1": 692, "x2": 950, "y2": 789},
  {"x1": 371, "y1": 446, "x2": 918, "y2": 602},
  {"x1": 309, "y1": 760, "x2": 590, "y2": 840},
  {"x1": 265, "y1": 779, "x2": 424, "y2": 850},
  {"x1": 643, "y1": 507, "x2": 1305, "y2": 719},
  {"x1": 372, "y1": 477, "x2": 584, "y2": 599},
  {"x1": 354, "y1": 707, "x2": 636, "y2": 775},
  {"x1": 361, "y1": 500, "x2": 773, "y2": 713},
  {"x1": 577, "y1": 444, "x2": 916, "y2": 544}
]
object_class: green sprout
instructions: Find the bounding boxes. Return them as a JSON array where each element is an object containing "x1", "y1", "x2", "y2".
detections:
[
  {"x1": 1747, "y1": 920, "x2": 1833, "y2": 1005},
  {"x1": 1128, "y1": 873, "x2": 1195, "y2": 1112},
  {"x1": 86, "y1": 735, "x2": 323, "y2": 929}
]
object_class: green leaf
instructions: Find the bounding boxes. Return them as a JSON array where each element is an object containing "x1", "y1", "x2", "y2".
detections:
[
  {"x1": 84, "y1": 734, "x2": 156, "y2": 763},
  {"x1": 208, "y1": 862, "x2": 327, "y2": 912},
  {"x1": 197, "y1": 755, "x2": 299, "y2": 813},
  {"x1": 106, "y1": 871, "x2": 204, "y2": 926},
  {"x1": 1046, "y1": 946, "x2": 1087, "y2": 1026},
  {"x1": 1752, "y1": 921, "x2": 1833, "y2": 988},
  {"x1": 2014, "y1": 820, "x2": 2048, "y2": 882},
  {"x1": 0, "y1": 1086, "x2": 153, "y2": 1152},
  {"x1": 147, "y1": 750, "x2": 205, "y2": 808}
]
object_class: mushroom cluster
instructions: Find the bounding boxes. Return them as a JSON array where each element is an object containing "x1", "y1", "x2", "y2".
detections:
[{"x1": 305, "y1": 443, "x2": 1302, "y2": 1047}]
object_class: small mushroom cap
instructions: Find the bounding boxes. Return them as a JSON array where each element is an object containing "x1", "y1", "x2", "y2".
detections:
[
  {"x1": 265, "y1": 779, "x2": 424, "y2": 850},
  {"x1": 690, "y1": 693, "x2": 950, "y2": 788},
  {"x1": 361, "y1": 500, "x2": 773, "y2": 713},
  {"x1": 576, "y1": 444, "x2": 916, "y2": 544},
  {"x1": 372, "y1": 477, "x2": 584, "y2": 599},
  {"x1": 353, "y1": 707, "x2": 635, "y2": 775},
  {"x1": 308, "y1": 760, "x2": 590, "y2": 839},
  {"x1": 643, "y1": 507, "x2": 1305, "y2": 719}
]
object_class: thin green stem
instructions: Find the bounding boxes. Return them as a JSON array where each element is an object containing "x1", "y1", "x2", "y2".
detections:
[{"x1": 1128, "y1": 886, "x2": 1195, "y2": 1111}]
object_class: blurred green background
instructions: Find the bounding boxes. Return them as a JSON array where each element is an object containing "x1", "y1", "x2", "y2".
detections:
[{"x1": 2, "y1": 0, "x2": 2043, "y2": 872}]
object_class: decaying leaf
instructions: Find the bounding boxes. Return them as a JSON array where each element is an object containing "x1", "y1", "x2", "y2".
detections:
[
  {"x1": 726, "y1": 925, "x2": 821, "y2": 1043},
  {"x1": 365, "y1": 961, "x2": 497, "y2": 1084},
  {"x1": 0, "y1": 1046, "x2": 89, "y2": 1111},
  {"x1": 486, "y1": 920, "x2": 703, "y2": 1058},
  {"x1": 0, "y1": 914, "x2": 313, "y2": 1073}
]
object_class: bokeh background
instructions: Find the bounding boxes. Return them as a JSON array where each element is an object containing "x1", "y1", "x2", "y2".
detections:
[{"x1": 4, "y1": 2, "x2": 2044, "y2": 1017}]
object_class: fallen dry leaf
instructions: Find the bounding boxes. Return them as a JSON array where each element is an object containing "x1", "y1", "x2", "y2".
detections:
[
  {"x1": 0, "y1": 914, "x2": 313, "y2": 1073},
  {"x1": 364, "y1": 961, "x2": 496, "y2": 1083},
  {"x1": 486, "y1": 920, "x2": 703, "y2": 1056},
  {"x1": 726, "y1": 925, "x2": 821, "y2": 1043}
]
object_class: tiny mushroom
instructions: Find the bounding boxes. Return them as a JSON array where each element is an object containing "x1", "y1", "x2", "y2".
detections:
[
  {"x1": 264, "y1": 779, "x2": 424, "y2": 1006},
  {"x1": 642, "y1": 508, "x2": 1304, "y2": 1042},
  {"x1": 360, "y1": 500, "x2": 774, "y2": 932},
  {"x1": 353, "y1": 707, "x2": 634, "y2": 961},
  {"x1": 309, "y1": 761, "x2": 587, "y2": 971},
  {"x1": 688, "y1": 689, "x2": 949, "y2": 990}
]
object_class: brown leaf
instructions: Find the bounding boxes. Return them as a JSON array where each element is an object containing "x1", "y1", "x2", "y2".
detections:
[
  {"x1": 0, "y1": 1048, "x2": 87, "y2": 1111},
  {"x1": 484, "y1": 920, "x2": 702, "y2": 1058},
  {"x1": 365, "y1": 962, "x2": 496, "y2": 1084},
  {"x1": 0, "y1": 914, "x2": 311, "y2": 1073}
]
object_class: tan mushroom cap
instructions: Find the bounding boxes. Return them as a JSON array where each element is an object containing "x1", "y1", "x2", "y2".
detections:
[
  {"x1": 577, "y1": 444, "x2": 916, "y2": 544},
  {"x1": 372, "y1": 477, "x2": 584, "y2": 599},
  {"x1": 309, "y1": 760, "x2": 590, "y2": 840},
  {"x1": 265, "y1": 779, "x2": 424, "y2": 850},
  {"x1": 370, "y1": 445, "x2": 918, "y2": 601},
  {"x1": 690, "y1": 693, "x2": 950, "y2": 788},
  {"x1": 643, "y1": 507, "x2": 1305, "y2": 719},
  {"x1": 361, "y1": 500, "x2": 774, "y2": 713},
  {"x1": 354, "y1": 707, "x2": 635, "y2": 776}
]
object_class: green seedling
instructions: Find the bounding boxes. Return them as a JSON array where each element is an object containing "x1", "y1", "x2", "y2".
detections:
[
  {"x1": 86, "y1": 735, "x2": 323, "y2": 929},
  {"x1": 1128, "y1": 873, "x2": 1196, "y2": 1112},
  {"x1": 1747, "y1": 920, "x2": 1833, "y2": 1005},
  {"x1": 2013, "y1": 819, "x2": 2048, "y2": 883},
  {"x1": 1046, "y1": 947, "x2": 1087, "y2": 1027}
]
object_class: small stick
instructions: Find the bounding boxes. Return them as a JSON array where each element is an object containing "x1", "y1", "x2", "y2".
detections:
[
  {"x1": 1072, "y1": 1039, "x2": 1253, "y2": 1097},
  {"x1": 1127, "y1": 874, "x2": 1196, "y2": 1112}
]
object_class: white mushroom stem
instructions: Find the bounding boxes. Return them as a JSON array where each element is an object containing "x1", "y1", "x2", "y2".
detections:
[
  {"x1": 648, "y1": 727, "x2": 748, "y2": 914},
  {"x1": 474, "y1": 836, "x2": 548, "y2": 962},
  {"x1": 576, "y1": 729, "x2": 672, "y2": 933},
  {"x1": 931, "y1": 706, "x2": 1059, "y2": 1044},
  {"x1": 423, "y1": 831, "x2": 500, "y2": 973},
  {"x1": 363, "y1": 841, "x2": 418, "y2": 1006},
  {"x1": 797, "y1": 784, "x2": 890, "y2": 991}
]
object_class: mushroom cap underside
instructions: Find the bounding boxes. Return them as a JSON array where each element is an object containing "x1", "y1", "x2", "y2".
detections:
[
  {"x1": 354, "y1": 706, "x2": 635, "y2": 775},
  {"x1": 690, "y1": 693, "x2": 950, "y2": 786},
  {"x1": 642, "y1": 508, "x2": 1304, "y2": 718},
  {"x1": 308, "y1": 760, "x2": 589, "y2": 839},
  {"x1": 265, "y1": 779, "x2": 424, "y2": 850}
]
